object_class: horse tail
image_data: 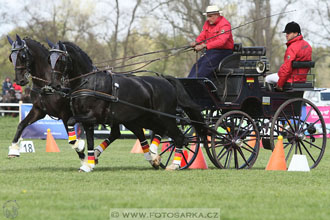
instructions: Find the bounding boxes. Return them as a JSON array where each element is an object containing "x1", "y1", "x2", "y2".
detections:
[{"x1": 164, "y1": 76, "x2": 207, "y2": 137}]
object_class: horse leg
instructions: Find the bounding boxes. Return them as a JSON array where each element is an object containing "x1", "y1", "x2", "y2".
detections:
[
  {"x1": 125, "y1": 123, "x2": 161, "y2": 169},
  {"x1": 78, "y1": 123, "x2": 95, "y2": 172},
  {"x1": 163, "y1": 120, "x2": 187, "y2": 171},
  {"x1": 67, "y1": 117, "x2": 96, "y2": 172},
  {"x1": 149, "y1": 133, "x2": 163, "y2": 165},
  {"x1": 9, "y1": 106, "x2": 46, "y2": 158},
  {"x1": 63, "y1": 122, "x2": 86, "y2": 161},
  {"x1": 94, "y1": 124, "x2": 121, "y2": 164}
]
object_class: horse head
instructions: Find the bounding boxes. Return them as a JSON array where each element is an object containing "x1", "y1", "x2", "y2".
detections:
[
  {"x1": 7, "y1": 34, "x2": 33, "y2": 86},
  {"x1": 48, "y1": 40, "x2": 73, "y2": 90},
  {"x1": 48, "y1": 40, "x2": 94, "y2": 91}
]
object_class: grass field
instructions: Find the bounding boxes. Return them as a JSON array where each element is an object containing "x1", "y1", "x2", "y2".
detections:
[{"x1": 1, "y1": 116, "x2": 330, "y2": 220}]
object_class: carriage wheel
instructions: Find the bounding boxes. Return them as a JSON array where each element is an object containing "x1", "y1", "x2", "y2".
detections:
[
  {"x1": 211, "y1": 110, "x2": 260, "y2": 169},
  {"x1": 270, "y1": 98, "x2": 327, "y2": 169},
  {"x1": 159, "y1": 122, "x2": 202, "y2": 170},
  {"x1": 203, "y1": 110, "x2": 222, "y2": 168}
]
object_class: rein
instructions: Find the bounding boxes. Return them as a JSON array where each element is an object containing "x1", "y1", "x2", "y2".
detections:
[
  {"x1": 62, "y1": 47, "x2": 194, "y2": 84},
  {"x1": 70, "y1": 88, "x2": 208, "y2": 126},
  {"x1": 92, "y1": 10, "x2": 296, "y2": 66}
]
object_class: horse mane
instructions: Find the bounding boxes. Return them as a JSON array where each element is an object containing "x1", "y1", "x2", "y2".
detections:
[
  {"x1": 23, "y1": 37, "x2": 49, "y2": 57},
  {"x1": 62, "y1": 41, "x2": 94, "y2": 66}
]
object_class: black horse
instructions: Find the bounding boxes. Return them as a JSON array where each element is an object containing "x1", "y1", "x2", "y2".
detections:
[
  {"x1": 6, "y1": 35, "x2": 86, "y2": 160},
  {"x1": 48, "y1": 41, "x2": 206, "y2": 172}
]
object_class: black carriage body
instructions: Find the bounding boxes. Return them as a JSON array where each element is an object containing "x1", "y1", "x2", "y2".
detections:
[
  {"x1": 179, "y1": 44, "x2": 326, "y2": 170},
  {"x1": 179, "y1": 44, "x2": 313, "y2": 119}
]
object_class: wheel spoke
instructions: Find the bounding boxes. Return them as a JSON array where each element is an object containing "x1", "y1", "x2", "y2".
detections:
[
  {"x1": 217, "y1": 147, "x2": 228, "y2": 160},
  {"x1": 234, "y1": 148, "x2": 239, "y2": 169},
  {"x1": 160, "y1": 143, "x2": 174, "y2": 156},
  {"x1": 297, "y1": 142, "x2": 303, "y2": 154},
  {"x1": 181, "y1": 151, "x2": 189, "y2": 165},
  {"x1": 237, "y1": 147, "x2": 249, "y2": 167},
  {"x1": 185, "y1": 145, "x2": 197, "y2": 154},
  {"x1": 285, "y1": 144, "x2": 294, "y2": 161},
  {"x1": 235, "y1": 116, "x2": 244, "y2": 137},
  {"x1": 289, "y1": 104, "x2": 298, "y2": 131},
  {"x1": 164, "y1": 146, "x2": 174, "y2": 167},
  {"x1": 279, "y1": 109, "x2": 295, "y2": 132},
  {"x1": 300, "y1": 107, "x2": 313, "y2": 132},
  {"x1": 300, "y1": 141, "x2": 316, "y2": 163},
  {"x1": 302, "y1": 139, "x2": 323, "y2": 151},
  {"x1": 241, "y1": 145, "x2": 255, "y2": 154},
  {"x1": 226, "y1": 149, "x2": 233, "y2": 168}
]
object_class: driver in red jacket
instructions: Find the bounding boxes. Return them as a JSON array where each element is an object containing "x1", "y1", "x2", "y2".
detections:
[
  {"x1": 265, "y1": 21, "x2": 312, "y2": 91},
  {"x1": 188, "y1": 5, "x2": 234, "y2": 78}
]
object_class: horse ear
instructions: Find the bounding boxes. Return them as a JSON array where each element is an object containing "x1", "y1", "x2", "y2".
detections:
[
  {"x1": 16, "y1": 34, "x2": 23, "y2": 45},
  {"x1": 46, "y1": 38, "x2": 55, "y2": 48},
  {"x1": 59, "y1": 41, "x2": 66, "y2": 51},
  {"x1": 7, "y1": 35, "x2": 14, "y2": 45}
]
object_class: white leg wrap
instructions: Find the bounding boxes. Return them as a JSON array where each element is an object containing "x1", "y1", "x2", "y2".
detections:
[
  {"x1": 95, "y1": 145, "x2": 104, "y2": 153},
  {"x1": 144, "y1": 152, "x2": 152, "y2": 161},
  {"x1": 150, "y1": 144, "x2": 158, "y2": 155},
  {"x1": 72, "y1": 139, "x2": 85, "y2": 152},
  {"x1": 165, "y1": 163, "x2": 180, "y2": 171},
  {"x1": 79, "y1": 161, "x2": 94, "y2": 172},
  {"x1": 8, "y1": 143, "x2": 20, "y2": 157}
]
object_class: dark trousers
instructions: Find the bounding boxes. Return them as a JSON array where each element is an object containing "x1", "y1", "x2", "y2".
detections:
[{"x1": 188, "y1": 49, "x2": 233, "y2": 78}]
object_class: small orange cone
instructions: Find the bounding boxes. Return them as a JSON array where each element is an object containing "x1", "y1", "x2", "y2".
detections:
[
  {"x1": 265, "y1": 136, "x2": 287, "y2": 170},
  {"x1": 130, "y1": 139, "x2": 143, "y2": 153},
  {"x1": 187, "y1": 144, "x2": 208, "y2": 169},
  {"x1": 46, "y1": 129, "x2": 60, "y2": 152}
]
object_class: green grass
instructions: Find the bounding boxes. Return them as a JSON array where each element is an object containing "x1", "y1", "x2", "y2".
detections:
[{"x1": 1, "y1": 116, "x2": 330, "y2": 220}]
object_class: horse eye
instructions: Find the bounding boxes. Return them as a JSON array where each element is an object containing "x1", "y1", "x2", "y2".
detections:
[{"x1": 22, "y1": 53, "x2": 26, "y2": 59}]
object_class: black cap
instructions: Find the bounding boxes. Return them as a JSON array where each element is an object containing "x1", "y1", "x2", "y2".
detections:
[{"x1": 282, "y1": 21, "x2": 301, "y2": 34}]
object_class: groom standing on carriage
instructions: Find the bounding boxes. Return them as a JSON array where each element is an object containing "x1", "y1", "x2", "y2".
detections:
[{"x1": 188, "y1": 5, "x2": 234, "y2": 78}]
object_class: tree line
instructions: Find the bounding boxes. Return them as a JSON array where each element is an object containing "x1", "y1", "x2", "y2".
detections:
[{"x1": 0, "y1": 0, "x2": 329, "y2": 87}]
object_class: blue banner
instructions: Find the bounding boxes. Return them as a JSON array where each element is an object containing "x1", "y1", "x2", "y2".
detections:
[{"x1": 20, "y1": 104, "x2": 68, "y2": 139}]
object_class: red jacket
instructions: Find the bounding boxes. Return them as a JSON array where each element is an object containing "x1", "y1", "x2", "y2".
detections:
[
  {"x1": 196, "y1": 16, "x2": 234, "y2": 50},
  {"x1": 277, "y1": 35, "x2": 312, "y2": 87}
]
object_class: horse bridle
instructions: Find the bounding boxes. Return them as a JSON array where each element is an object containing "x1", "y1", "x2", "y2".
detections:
[
  {"x1": 49, "y1": 48, "x2": 72, "y2": 84},
  {"x1": 9, "y1": 41, "x2": 32, "y2": 80}
]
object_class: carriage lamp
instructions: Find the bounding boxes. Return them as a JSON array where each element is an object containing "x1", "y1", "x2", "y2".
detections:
[{"x1": 256, "y1": 61, "x2": 266, "y2": 74}]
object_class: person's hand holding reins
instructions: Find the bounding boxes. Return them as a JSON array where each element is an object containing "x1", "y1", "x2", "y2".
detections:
[{"x1": 194, "y1": 43, "x2": 207, "y2": 51}]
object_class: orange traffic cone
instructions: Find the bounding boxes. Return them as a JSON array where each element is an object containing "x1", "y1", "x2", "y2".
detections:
[
  {"x1": 161, "y1": 142, "x2": 171, "y2": 152},
  {"x1": 187, "y1": 144, "x2": 208, "y2": 169},
  {"x1": 180, "y1": 150, "x2": 188, "y2": 167},
  {"x1": 130, "y1": 139, "x2": 143, "y2": 153},
  {"x1": 265, "y1": 136, "x2": 287, "y2": 170},
  {"x1": 46, "y1": 129, "x2": 60, "y2": 152},
  {"x1": 259, "y1": 138, "x2": 264, "y2": 149},
  {"x1": 247, "y1": 131, "x2": 257, "y2": 148}
]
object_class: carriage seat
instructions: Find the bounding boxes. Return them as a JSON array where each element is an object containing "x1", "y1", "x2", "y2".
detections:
[
  {"x1": 283, "y1": 61, "x2": 315, "y2": 91},
  {"x1": 266, "y1": 61, "x2": 315, "y2": 92}
]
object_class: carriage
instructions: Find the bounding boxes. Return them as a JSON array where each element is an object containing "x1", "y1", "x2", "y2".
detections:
[
  {"x1": 159, "y1": 43, "x2": 327, "y2": 170},
  {"x1": 9, "y1": 34, "x2": 325, "y2": 171}
]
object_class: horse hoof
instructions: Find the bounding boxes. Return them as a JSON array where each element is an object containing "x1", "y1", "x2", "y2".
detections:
[
  {"x1": 7, "y1": 155, "x2": 20, "y2": 159},
  {"x1": 79, "y1": 163, "x2": 93, "y2": 172},
  {"x1": 165, "y1": 163, "x2": 180, "y2": 171},
  {"x1": 150, "y1": 155, "x2": 161, "y2": 169},
  {"x1": 95, "y1": 158, "x2": 99, "y2": 165}
]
